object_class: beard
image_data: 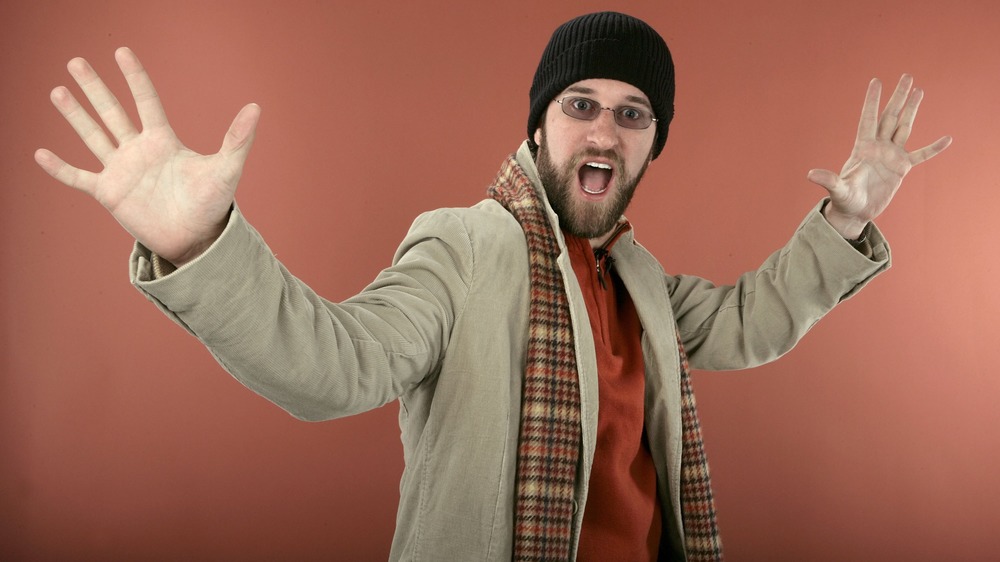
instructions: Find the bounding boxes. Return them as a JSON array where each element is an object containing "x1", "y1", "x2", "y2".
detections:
[{"x1": 535, "y1": 129, "x2": 650, "y2": 240}]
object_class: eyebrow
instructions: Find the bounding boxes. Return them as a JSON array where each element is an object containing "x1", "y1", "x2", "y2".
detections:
[{"x1": 562, "y1": 85, "x2": 653, "y2": 111}]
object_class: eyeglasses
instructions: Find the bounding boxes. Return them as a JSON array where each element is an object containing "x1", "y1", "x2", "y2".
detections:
[{"x1": 556, "y1": 96, "x2": 658, "y2": 130}]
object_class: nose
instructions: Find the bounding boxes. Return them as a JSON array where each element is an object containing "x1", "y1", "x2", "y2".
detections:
[{"x1": 586, "y1": 108, "x2": 620, "y2": 150}]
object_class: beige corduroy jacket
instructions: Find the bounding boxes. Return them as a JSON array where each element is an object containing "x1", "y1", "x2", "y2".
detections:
[{"x1": 131, "y1": 141, "x2": 890, "y2": 561}]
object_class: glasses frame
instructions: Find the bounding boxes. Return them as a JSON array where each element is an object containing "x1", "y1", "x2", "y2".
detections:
[{"x1": 555, "y1": 96, "x2": 658, "y2": 130}]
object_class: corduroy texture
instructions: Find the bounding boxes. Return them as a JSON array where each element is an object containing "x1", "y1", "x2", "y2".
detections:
[
  {"x1": 528, "y1": 12, "x2": 675, "y2": 160},
  {"x1": 488, "y1": 153, "x2": 723, "y2": 560},
  {"x1": 489, "y1": 156, "x2": 582, "y2": 561}
]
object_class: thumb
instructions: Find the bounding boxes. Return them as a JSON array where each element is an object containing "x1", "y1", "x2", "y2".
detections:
[
  {"x1": 219, "y1": 103, "x2": 261, "y2": 158},
  {"x1": 806, "y1": 168, "x2": 839, "y2": 192}
]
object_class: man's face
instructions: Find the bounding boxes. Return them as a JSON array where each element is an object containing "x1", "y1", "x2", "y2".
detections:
[{"x1": 534, "y1": 79, "x2": 656, "y2": 242}]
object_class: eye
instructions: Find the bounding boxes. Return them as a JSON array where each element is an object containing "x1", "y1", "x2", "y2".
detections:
[
  {"x1": 619, "y1": 106, "x2": 644, "y2": 122},
  {"x1": 570, "y1": 97, "x2": 595, "y2": 112}
]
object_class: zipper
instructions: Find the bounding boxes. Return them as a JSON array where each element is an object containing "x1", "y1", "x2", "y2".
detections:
[{"x1": 593, "y1": 222, "x2": 629, "y2": 290}]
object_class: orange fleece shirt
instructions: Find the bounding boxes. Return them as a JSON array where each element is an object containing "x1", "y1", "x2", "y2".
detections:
[{"x1": 564, "y1": 228, "x2": 662, "y2": 561}]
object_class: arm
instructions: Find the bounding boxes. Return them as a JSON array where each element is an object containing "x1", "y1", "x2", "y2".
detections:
[
  {"x1": 671, "y1": 75, "x2": 950, "y2": 370},
  {"x1": 35, "y1": 47, "x2": 259, "y2": 266},
  {"x1": 38, "y1": 48, "x2": 466, "y2": 420},
  {"x1": 131, "y1": 208, "x2": 473, "y2": 421},
  {"x1": 670, "y1": 203, "x2": 890, "y2": 370}
]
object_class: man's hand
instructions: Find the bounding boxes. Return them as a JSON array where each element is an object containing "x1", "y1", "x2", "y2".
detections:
[
  {"x1": 807, "y1": 74, "x2": 952, "y2": 240},
  {"x1": 35, "y1": 47, "x2": 260, "y2": 267}
]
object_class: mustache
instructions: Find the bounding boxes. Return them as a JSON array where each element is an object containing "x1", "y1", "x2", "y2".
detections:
[{"x1": 571, "y1": 148, "x2": 625, "y2": 169}]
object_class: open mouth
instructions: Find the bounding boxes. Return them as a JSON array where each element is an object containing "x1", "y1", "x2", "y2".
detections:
[{"x1": 579, "y1": 161, "x2": 613, "y2": 195}]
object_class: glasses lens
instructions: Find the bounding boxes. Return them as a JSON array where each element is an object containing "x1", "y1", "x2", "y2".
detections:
[
  {"x1": 561, "y1": 97, "x2": 599, "y2": 120},
  {"x1": 614, "y1": 106, "x2": 652, "y2": 130}
]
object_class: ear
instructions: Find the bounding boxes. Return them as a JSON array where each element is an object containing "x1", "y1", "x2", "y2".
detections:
[{"x1": 533, "y1": 127, "x2": 542, "y2": 146}]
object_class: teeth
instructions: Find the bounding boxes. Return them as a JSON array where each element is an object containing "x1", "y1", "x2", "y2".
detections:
[{"x1": 586, "y1": 162, "x2": 612, "y2": 170}]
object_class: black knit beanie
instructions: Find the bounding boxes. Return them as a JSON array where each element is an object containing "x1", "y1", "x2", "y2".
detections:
[{"x1": 527, "y1": 11, "x2": 675, "y2": 160}]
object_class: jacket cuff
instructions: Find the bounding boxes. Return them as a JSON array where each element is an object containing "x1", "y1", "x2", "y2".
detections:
[
  {"x1": 129, "y1": 206, "x2": 271, "y2": 333},
  {"x1": 798, "y1": 199, "x2": 891, "y2": 301}
]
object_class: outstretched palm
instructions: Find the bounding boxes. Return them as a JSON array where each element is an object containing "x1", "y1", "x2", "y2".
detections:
[
  {"x1": 808, "y1": 74, "x2": 951, "y2": 239},
  {"x1": 35, "y1": 47, "x2": 260, "y2": 266}
]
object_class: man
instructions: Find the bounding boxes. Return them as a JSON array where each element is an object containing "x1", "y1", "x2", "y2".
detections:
[{"x1": 35, "y1": 11, "x2": 950, "y2": 562}]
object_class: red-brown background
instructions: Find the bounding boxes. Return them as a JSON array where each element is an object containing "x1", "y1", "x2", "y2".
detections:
[{"x1": 2, "y1": 1, "x2": 998, "y2": 560}]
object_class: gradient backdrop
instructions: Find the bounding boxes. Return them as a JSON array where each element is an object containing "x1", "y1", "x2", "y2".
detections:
[{"x1": 2, "y1": 1, "x2": 998, "y2": 560}]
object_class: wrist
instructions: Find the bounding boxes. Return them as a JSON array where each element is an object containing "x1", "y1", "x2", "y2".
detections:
[
  {"x1": 168, "y1": 239, "x2": 214, "y2": 268},
  {"x1": 846, "y1": 223, "x2": 871, "y2": 247},
  {"x1": 821, "y1": 202, "x2": 868, "y2": 240},
  {"x1": 163, "y1": 206, "x2": 233, "y2": 268}
]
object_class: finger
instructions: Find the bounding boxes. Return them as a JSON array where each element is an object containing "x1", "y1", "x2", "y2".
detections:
[
  {"x1": 49, "y1": 85, "x2": 117, "y2": 164},
  {"x1": 892, "y1": 87, "x2": 923, "y2": 146},
  {"x1": 114, "y1": 47, "x2": 170, "y2": 130},
  {"x1": 216, "y1": 103, "x2": 261, "y2": 185},
  {"x1": 876, "y1": 74, "x2": 914, "y2": 140},
  {"x1": 34, "y1": 148, "x2": 99, "y2": 194},
  {"x1": 219, "y1": 103, "x2": 261, "y2": 157},
  {"x1": 67, "y1": 56, "x2": 138, "y2": 144},
  {"x1": 806, "y1": 168, "x2": 841, "y2": 193},
  {"x1": 908, "y1": 135, "x2": 953, "y2": 166},
  {"x1": 856, "y1": 78, "x2": 882, "y2": 142}
]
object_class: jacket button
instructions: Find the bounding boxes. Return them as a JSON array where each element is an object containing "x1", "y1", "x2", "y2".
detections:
[{"x1": 572, "y1": 499, "x2": 579, "y2": 514}]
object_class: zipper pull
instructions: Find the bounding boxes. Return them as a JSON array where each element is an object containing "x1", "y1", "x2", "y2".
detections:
[{"x1": 594, "y1": 249, "x2": 613, "y2": 290}]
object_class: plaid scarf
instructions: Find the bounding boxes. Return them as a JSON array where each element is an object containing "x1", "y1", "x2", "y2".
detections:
[{"x1": 488, "y1": 154, "x2": 723, "y2": 561}]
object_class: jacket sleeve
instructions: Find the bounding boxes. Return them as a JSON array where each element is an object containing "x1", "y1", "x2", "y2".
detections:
[
  {"x1": 130, "y1": 207, "x2": 473, "y2": 421},
  {"x1": 667, "y1": 200, "x2": 890, "y2": 371}
]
